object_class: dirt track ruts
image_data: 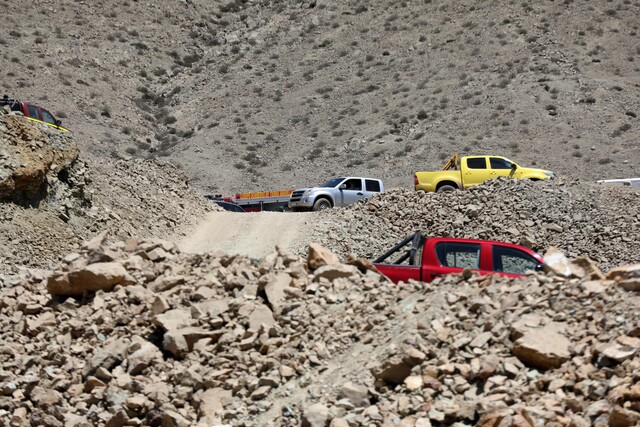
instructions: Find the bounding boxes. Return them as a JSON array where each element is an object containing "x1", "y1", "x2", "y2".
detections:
[{"x1": 179, "y1": 211, "x2": 315, "y2": 258}]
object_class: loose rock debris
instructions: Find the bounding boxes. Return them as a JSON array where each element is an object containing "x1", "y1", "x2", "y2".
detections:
[
  {"x1": 306, "y1": 178, "x2": 640, "y2": 271},
  {"x1": 1, "y1": 237, "x2": 639, "y2": 426}
]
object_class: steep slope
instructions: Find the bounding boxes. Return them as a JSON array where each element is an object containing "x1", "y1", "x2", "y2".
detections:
[{"x1": 1, "y1": 0, "x2": 638, "y2": 194}]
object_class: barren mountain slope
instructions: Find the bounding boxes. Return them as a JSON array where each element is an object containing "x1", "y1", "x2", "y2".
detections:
[{"x1": 1, "y1": 0, "x2": 638, "y2": 194}]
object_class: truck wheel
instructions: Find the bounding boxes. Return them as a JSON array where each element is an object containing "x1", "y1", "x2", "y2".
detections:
[
  {"x1": 437, "y1": 185, "x2": 457, "y2": 193},
  {"x1": 312, "y1": 198, "x2": 331, "y2": 211}
]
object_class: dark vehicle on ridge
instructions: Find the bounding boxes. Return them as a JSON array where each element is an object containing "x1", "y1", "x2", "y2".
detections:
[{"x1": 1, "y1": 95, "x2": 71, "y2": 134}]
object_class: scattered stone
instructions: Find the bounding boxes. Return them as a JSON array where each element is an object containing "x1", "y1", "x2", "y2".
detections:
[
  {"x1": 339, "y1": 382, "x2": 369, "y2": 407},
  {"x1": 543, "y1": 247, "x2": 572, "y2": 277},
  {"x1": 308, "y1": 243, "x2": 340, "y2": 270},
  {"x1": 0, "y1": 229, "x2": 638, "y2": 427},
  {"x1": 513, "y1": 325, "x2": 572, "y2": 369},
  {"x1": 47, "y1": 262, "x2": 136, "y2": 296},
  {"x1": 302, "y1": 403, "x2": 330, "y2": 427}
]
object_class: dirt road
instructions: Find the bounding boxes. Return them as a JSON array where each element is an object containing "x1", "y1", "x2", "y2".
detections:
[{"x1": 179, "y1": 211, "x2": 315, "y2": 258}]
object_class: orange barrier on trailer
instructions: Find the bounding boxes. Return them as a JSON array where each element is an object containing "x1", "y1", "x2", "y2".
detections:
[{"x1": 235, "y1": 190, "x2": 293, "y2": 200}]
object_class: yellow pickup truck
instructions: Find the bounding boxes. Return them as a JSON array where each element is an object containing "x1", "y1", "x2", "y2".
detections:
[{"x1": 414, "y1": 154, "x2": 555, "y2": 192}]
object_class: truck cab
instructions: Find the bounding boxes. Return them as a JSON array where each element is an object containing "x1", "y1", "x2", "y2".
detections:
[
  {"x1": 289, "y1": 177, "x2": 384, "y2": 211},
  {"x1": 414, "y1": 154, "x2": 555, "y2": 192},
  {"x1": 373, "y1": 232, "x2": 544, "y2": 284}
]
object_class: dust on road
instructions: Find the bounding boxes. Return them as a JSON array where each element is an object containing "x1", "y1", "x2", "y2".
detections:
[{"x1": 179, "y1": 211, "x2": 316, "y2": 258}]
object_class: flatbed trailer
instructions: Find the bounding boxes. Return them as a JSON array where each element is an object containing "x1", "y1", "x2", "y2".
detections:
[
  {"x1": 234, "y1": 190, "x2": 293, "y2": 212},
  {"x1": 206, "y1": 190, "x2": 293, "y2": 212}
]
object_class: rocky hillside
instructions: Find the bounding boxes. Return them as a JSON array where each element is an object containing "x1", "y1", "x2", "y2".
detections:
[
  {"x1": 0, "y1": 109, "x2": 216, "y2": 274},
  {"x1": 1, "y1": 1, "x2": 639, "y2": 426},
  {"x1": 304, "y1": 178, "x2": 640, "y2": 271},
  {"x1": 1, "y1": 238, "x2": 639, "y2": 426},
  {"x1": 1, "y1": 0, "x2": 638, "y2": 193}
]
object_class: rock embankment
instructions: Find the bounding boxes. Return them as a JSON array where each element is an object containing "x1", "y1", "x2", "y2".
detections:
[
  {"x1": 0, "y1": 108, "x2": 79, "y2": 205},
  {"x1": 306, "y1": 178, "x2": 640, "y2": 270},
  {"x1": 1, "y1": 237, "x2": 639, "y2": 426},
  {"x1": 0, "y1": 109, "x2": 216, "y2": 274}
]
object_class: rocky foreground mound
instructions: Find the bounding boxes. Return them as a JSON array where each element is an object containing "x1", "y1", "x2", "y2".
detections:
[
  {"x1": 308, "y1": 178, "x2": 640, "y2": 271},
  {"x1": 1, "y1": 235, "x2": 639, "y2": 426},
  {"x1": 0, "y1": 109, "x2": 216, "y2": 274}
]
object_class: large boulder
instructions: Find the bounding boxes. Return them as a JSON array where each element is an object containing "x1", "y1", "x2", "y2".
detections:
[
  {"x1": 302, "y1": 403, "x2": 330, "y2": 427},
  {"x1": 127, "y1": 341, "x2": 163, "y2": 374},
  {"x1": 263, "y1": 272, "x2": 293, "y2": 314},
  {"x1": 543, "y1": 247, "x2": 572, "y2": 277},
  {"x1": 512, "y1": 325, "x2": 572, "y2": 370},
  {"x1": 198, "y1": 388, "x2": 233, "y2": 423},
  {"x1": 313, "y1": 264, "x2": 360, "y2": 282},
  {"x1": 607, "y1": 264, "x2": 640, "y2": 291},
  {"x1": 162, "y1": 327, "x2": 218, "y2": 358},
  {"x1": 154, "y1": 308, "x2": 193, "y2": 331},
  {"x1": 339, "y1": 382, "x2": 369, "y2": 408},
  {"x1": 307, "y1": 243, "x2": 340, "y2": 271},
  {"x1": 47, "y1": 262, "x2": 136, "y2": 296}
]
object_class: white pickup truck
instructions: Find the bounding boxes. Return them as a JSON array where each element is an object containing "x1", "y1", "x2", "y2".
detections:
[{"x1": 288, "y1": 177, "x2": 384, "y2": 211}]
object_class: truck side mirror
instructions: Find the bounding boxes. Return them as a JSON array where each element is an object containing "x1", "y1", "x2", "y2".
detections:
[{"x1": 339, "y1": 184, "x2": 347, "y2": 189}]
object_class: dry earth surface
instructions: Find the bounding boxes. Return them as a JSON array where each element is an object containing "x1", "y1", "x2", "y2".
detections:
[
  {"x1": 1, "y1": 1, "x2": 640, "y2": 426},
  {"x1": 179, "y1": 211, "x2": 314, "y2": 258}
]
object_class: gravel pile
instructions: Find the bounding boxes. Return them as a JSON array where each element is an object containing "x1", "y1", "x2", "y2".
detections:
[
  {"x1": 306, "y1": 178, "x2": 640, "y2": 270},
  {"x1": 0, "y1": 237, "x2": 639, "y2": 426}
]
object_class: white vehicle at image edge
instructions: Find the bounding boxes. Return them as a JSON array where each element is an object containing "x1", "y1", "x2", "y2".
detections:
[
  {"x1": 288, "y1": 177, "x2": 384, "y2": 211},
  {"x1": 596, "y1": 178, "x2": 640, "y2": 187}
]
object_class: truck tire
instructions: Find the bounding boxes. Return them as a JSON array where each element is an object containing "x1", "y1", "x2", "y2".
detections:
[
  {"x1": 437, "y1": 184, "x2": 457, "y2": 193},
  {"x1": 312, "y1": 198, "x2": 332, "y2": 211}
]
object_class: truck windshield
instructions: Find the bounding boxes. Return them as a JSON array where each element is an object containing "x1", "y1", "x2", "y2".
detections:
[
  {"x1": 41, "y1": 110, "x2": 57, "y2": 125},
  {"x1": 320, "y1": 178, "x2": 345, "y2": 188}
]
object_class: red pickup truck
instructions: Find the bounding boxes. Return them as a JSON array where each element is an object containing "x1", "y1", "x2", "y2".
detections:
[
  {"x1": 1, "y1": 95, "x2": 71, "y2": 133},
  {"x1": 373, "y1": 232, "x2": 544, "y2": 284}
]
